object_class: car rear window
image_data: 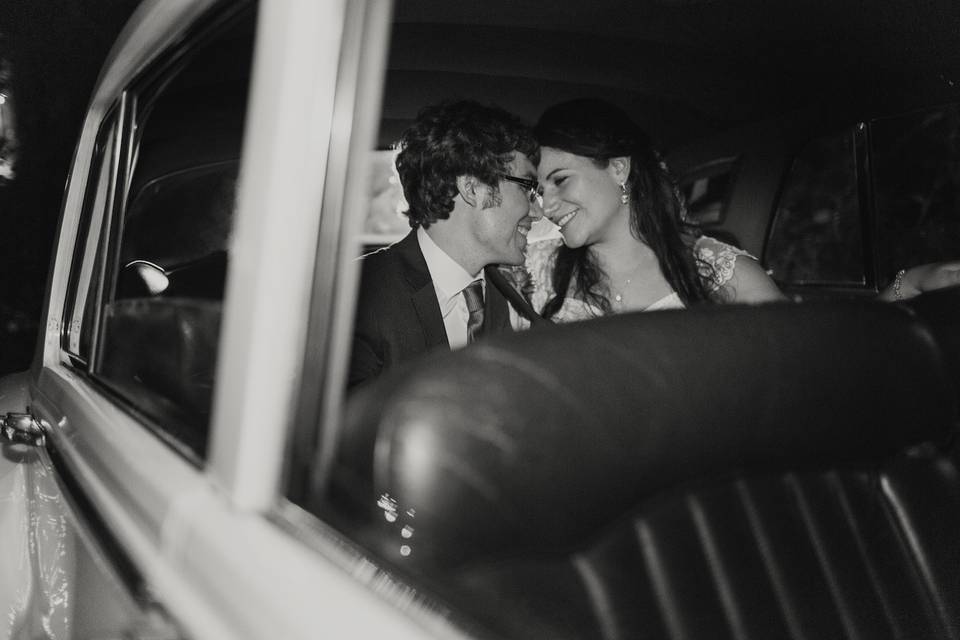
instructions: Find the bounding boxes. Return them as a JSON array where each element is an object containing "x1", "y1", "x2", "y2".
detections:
[
  {"x1": 766, "y1": 127, "x2": 867, "y2": 287},
  {"x1": 871, "y1": 103, "x2": 960, "y2": 280}
]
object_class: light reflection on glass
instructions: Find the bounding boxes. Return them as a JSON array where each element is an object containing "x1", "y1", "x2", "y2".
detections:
[
  {"x1": 375, "y1": 493, "x2": 418, "y2": 559},
  {"x1": 377, "y1": 492, "x2": 399, "y2": 522}
]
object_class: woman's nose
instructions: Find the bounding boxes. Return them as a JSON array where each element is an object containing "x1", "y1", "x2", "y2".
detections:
[
  {"x1": 540, "y1": 189, "x2": 560, "y2": 214},
  {"x1": 539, "y1": 189, "x2": 563, "y2": 221}
]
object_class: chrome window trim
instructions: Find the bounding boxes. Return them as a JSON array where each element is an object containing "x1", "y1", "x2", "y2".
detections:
[{"x1": 60, "y1": 102, "x2": 122, "y2": 365}]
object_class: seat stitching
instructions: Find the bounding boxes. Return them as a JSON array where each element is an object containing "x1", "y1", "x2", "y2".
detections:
[
  {"x1": 572, "y1": 553, "x2": 621, "y2": 640},
  {"x1": 788, "y1": 473, "x2": 861, "y2": 640},
  {"x1": 635, "y1": 518, "x2": 685, "y2": 640},
  {"x1": 687, "y1": 494, "x2": 749, "y2": 640},
  {"x1": 829, "y1": 472, "x2": 902, "y2": 637},
  {"x1": 879, "y1": 473, "x2": 959, "y2": 640},
  {"x1": 735, "y1": 479, "x2": 804, "y2": 640}
]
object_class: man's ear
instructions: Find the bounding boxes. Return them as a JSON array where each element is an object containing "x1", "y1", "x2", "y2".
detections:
[
  {"x1": 456, "y1": 175, "x2": 482, "y2": 208},
  {"x1": 609, "y1": 156, "x2": 631, "y2": 182}
]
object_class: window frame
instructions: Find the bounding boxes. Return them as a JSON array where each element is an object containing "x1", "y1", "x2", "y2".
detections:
[
  {"x1": 280, "y1": 0, "x2": 395, "y2": 510},
  {"x1": 271, "y1": 0, "x2": 526, "y2": 634},
  {"x1": 60, "y1": 103, "x2": 123, "y2": 368},
  {"x1": 763, "y1": 121, "x2": 878, "y2": 296},
  {"x1": 54, "y1": 2, "x2": 257, "y2": 466}
]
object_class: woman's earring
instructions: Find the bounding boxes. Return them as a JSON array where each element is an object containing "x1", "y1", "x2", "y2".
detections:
[{"x1": 619, "y1": 182, "x2": 630, "y2": 205}]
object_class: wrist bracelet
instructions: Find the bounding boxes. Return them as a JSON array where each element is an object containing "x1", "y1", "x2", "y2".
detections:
[{"x1": 893, "y1": 268, "x2": 906, "y2": 301}]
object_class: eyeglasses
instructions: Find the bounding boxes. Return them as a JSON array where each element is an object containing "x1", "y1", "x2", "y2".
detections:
[{"x1": 499, "y1": 174, "x2": 542, "y2": 205}]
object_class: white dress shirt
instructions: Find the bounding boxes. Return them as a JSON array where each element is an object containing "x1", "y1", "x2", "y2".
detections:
[{"x1": 417, "y1": 227, "x2": 484, "y2": 350}]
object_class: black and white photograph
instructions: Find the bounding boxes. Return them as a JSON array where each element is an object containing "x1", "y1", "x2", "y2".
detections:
[{"x1": 1, "y1": 0, "x2": 959, "y2": 637}]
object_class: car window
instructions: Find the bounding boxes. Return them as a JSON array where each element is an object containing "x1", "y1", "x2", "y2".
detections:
[
  {"x1": 765, "y1": 126, "x2": 867, "y2": 287},
  {"x1": 677, "y1": 157, "x2": 737, "y2": 227},
  {"x1": 361, "y1": 148, "x2": 408, "y2": 250},
  {"x1": 86, "y1": 5, "x2": 254, "y2": 461},
  {"x1": 871, "y1": 103, "x2": 960, "y2": 279}
]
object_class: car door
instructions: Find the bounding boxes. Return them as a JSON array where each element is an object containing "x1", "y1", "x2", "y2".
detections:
[
  {"x1": 0, "y1": 80, "x2": 168, "y2": 640},
  {"x1": 1, "y1": 0, "x2": 454, "y2": 638}
]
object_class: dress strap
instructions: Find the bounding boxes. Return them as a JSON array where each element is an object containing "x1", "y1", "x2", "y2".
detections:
[{"x1": 694, "y1": 235, "x2": 757, "y2": 290}]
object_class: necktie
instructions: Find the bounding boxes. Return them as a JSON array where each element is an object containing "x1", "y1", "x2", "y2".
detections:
[{"x1": 462, "y1": 280, "x2": 485, "y2": 344}]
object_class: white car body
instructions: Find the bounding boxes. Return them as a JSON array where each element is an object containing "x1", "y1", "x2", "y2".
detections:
[{"x1": 0, "y1": 1, "x2": 460, "y2": 638}]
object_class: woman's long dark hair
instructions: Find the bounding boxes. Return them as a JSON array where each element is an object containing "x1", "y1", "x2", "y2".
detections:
[{"x1": 534, "y1": 99, "x2": 715, "y2": 317}]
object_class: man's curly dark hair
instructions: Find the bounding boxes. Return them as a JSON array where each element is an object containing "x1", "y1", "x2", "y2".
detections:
[{"x1": 395, "y1": 100, "x2": 538, "y2": 228}]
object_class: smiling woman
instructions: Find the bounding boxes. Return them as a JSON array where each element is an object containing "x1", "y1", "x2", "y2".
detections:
[
  {"x1": 528, "y1": 98, "x2": 785, "y2": 319},
  {"x1": 4, "y1": 0, "x2": 960, "y2": 638}
]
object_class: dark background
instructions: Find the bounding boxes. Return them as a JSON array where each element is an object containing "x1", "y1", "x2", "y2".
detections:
[{"x1": 0, "y1": 0, "x2": 140, "y2": 375}]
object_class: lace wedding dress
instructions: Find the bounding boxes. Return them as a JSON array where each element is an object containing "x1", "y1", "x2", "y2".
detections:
[{"x1": 521, "y1": 235, "x2": 753, "y2": 324}]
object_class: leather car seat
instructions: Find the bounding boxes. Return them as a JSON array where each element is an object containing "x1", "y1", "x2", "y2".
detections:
[
  {"x1": 331, "y1": 301, "x2": 958, "y2": 639},
  {"x1": 905, "y1": 283, "x2": 960, "y2": 405}
]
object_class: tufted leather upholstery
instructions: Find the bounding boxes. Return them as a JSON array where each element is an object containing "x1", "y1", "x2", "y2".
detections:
[{"x1": 330, "y1": 301, "x2": 959, "y2": 638}]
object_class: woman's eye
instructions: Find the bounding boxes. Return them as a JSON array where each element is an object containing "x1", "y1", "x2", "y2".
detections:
[{"x1": 553, "y1": 176, "x2": 568, "y2": 187}]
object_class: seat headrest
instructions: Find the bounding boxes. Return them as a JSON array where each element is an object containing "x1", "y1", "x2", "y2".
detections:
[{"x1": 339, "y1": 302, "x2": 954, "y2": 570}]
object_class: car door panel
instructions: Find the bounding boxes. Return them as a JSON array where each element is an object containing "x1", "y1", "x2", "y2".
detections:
[{"x1": 0, "y1": 408, "x2": 169, "y2": 640}]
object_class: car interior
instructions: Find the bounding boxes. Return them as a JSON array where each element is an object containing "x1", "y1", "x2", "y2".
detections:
[
  {"x1": 66, "y1": 0, "x2": 960, "y2": 636},
  {"x1": 308, "y1": 1, "x2": 960, "y2": 637},
  {"x1": 361, "y1": 0, "x2": 960, "y2": 291}
]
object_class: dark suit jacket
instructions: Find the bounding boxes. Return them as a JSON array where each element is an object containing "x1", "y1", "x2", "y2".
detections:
[{"x1": 348, "y1": 230, "x2": 514, "y2": 388}]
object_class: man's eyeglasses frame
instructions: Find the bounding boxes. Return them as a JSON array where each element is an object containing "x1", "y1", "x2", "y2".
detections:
[{"x1": 499, "y1": 174, "x2": 542, "y2": 205}]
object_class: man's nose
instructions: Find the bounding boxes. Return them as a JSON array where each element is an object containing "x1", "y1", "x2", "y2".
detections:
[{"x1": 528, "y1": 196, "x2": 544, "y2": 220}]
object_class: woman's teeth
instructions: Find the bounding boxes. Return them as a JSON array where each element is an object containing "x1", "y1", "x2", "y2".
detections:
[{"x1": 556, "y1": 210, "x2": 578, "y2": 228}]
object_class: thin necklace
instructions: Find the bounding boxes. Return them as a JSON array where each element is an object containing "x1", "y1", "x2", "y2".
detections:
[{"x1": 610, "y1": 261, "x2": 644, "y2": 304}]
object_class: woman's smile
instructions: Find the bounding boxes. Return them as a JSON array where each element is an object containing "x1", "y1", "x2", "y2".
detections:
[{"x1": 553, "y1": 208, "x2": 579, "y2": 231}]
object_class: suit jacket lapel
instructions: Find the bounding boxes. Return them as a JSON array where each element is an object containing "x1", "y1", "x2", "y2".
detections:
[{"x1": 396, "y1": 231, "x2": 449, "y2": 349}]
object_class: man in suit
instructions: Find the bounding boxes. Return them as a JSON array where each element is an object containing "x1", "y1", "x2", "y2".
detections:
[{"x1": 349, "y1": 100, "x2": 546, "y2": 388}]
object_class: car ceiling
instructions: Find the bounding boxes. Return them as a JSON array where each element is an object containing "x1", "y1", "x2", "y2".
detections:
[{"x1": 382, "y1": 0, "x2": 960, "y2": 150}]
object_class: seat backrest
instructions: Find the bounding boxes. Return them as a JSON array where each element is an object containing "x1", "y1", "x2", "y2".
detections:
[
  {"x1": 331, "y1": 301, "x2": 958, "y2": 638},
  {"x1": 905, "y1": 284, "x2": 960, "y2": 403}
]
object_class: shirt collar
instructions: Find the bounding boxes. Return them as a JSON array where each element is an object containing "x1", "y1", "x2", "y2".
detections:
[{"x1": 417, "y1": 227, "x2": 482, "y2": 305}]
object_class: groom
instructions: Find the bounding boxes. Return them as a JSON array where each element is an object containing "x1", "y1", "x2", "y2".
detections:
[{"x1": 348, "y1": 100, "x2": 547, "y2": 389}]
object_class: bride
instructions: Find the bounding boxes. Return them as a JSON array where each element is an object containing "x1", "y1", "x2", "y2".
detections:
[{"x1": 523, "y1": 98, "x2": 958, "y2": 322}]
